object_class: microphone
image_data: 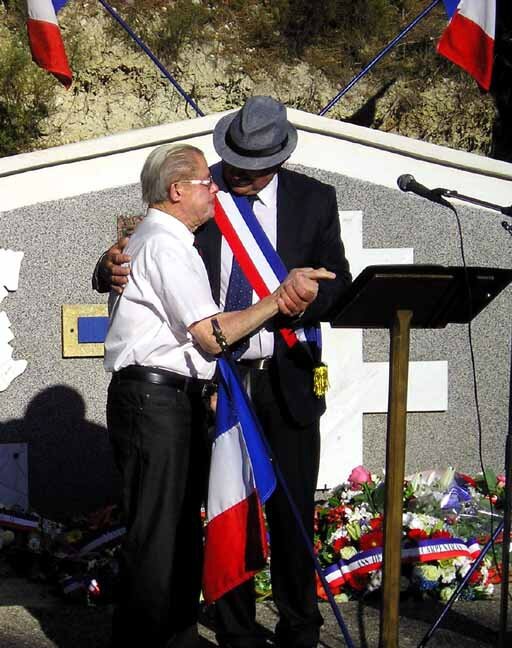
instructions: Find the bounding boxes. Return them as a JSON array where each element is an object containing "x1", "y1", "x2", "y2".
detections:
[{"x1": 397, "y1": 174, "x2": 445, "y2": 203}]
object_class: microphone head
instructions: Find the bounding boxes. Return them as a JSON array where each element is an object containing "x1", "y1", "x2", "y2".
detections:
[{"x1": 397, "y1": 174, "x2": 414, "y2": 192}]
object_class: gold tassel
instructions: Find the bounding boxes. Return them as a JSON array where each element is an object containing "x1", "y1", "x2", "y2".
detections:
[{"x1": 313, "y1": 363, "x2": 329, "y2": 397}]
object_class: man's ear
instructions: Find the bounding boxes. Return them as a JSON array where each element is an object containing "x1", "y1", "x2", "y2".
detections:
[{"x1": 168, "y1": 182, "x2": 182, "y2": 202}]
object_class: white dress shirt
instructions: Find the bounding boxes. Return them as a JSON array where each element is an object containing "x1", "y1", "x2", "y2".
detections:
[
  {"x1": 104, "y1": 208, "x2": 219, "y2": 379},
  {"x1": 219, "y1": 174, "x2": 278, "y2": 360}
]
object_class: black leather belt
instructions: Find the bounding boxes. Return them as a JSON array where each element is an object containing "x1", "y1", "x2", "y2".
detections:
[
  {"x1": 237, "y1": 358, "x2": 272, "y2": 371},
  {"x1": 113, "y1": 365, "x2": 211, "y2": 394}
]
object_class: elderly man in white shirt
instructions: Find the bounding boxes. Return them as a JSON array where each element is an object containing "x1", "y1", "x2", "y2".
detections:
[{"x1": 104, "y1": 143, "x2": 333, "y2": 648}]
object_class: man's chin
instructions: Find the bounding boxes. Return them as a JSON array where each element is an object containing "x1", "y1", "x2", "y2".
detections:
[{"x1": 230, "y1": 185, "x2": 256, "y2": 196}]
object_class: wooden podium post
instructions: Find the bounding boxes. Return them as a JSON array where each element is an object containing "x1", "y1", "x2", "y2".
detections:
[
  {"x1": 381, "y1": 309, "x2": 412, "y2": 647},
  {"x1": 330, "y1": 265, "x2": 512, "y2": 648}
]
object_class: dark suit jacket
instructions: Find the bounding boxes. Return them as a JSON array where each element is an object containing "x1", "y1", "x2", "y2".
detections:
[{"x1": 195, "y1": 165, "x2": 352, "y2": 427}]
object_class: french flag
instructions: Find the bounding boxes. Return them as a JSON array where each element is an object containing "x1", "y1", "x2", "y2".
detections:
[
  {"x1": 438, "y1": 0, "x2": 496, "y2": 91},
  {"x1": 202, "y1": 357, "x2": 276, "y2": 604},
  {"x1": 27, "y1": 0, "x2": 72, "y2": 88}
]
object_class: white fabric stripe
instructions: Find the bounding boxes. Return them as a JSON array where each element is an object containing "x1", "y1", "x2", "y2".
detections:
[
  {"x1": 207, "y1": 422, "x2": 255, "y2": 521},
  {"x1": 217, "y1": 191, "x2": 309, "y2": 343},
  {"x1": 326, "y1": 569, "x2": 343, "y2": 583},
  {"x1": 0, "y1": 513, "x2": 38, "y2": 529},
  {"x1": 296, "y1": 329, "x2": 308, "y2": 343},
  {"x1": 27, "y1": 0, "x2": 58, "y2": 24},
  {"x1": 458, "y1": 0, "x2": 496, "y2": 38},
  {"x1": 218, "y1": 192, "x2": 280, "y2": 292},
  {"x1": 326, "y1": 540, "x2": 478, "y2": 584},
  {"x1": 78, "y1": 527, "x2": 126, "y2": 555}
]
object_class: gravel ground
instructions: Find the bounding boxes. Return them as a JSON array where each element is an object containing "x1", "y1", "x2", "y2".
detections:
[{"x1": 0, "y1": 564, "x2": 509, "y2": 648}]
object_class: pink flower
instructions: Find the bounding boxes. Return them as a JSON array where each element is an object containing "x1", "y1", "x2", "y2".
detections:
[
  {"x1": 497, "y1": 474, "x2": 506, "y2": 488},
  {"x1": 348, "y1": 465, "x2": 372, "y2": 488}
]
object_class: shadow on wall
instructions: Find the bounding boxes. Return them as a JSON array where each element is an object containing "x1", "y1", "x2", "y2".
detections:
[{"x1": 1, "y1": 385, "x2": 120, "y2": 516}]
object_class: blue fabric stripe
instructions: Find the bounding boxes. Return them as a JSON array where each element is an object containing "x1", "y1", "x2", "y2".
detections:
[
  {"x1": 52, "y1": 0, "x2": 70, "y2": 13},
  {"x1": 231, "y1": 194, "x2": 320, "y2": 347},
  {"x1": 216, "y1": 358, "x2": 276, "y2": 503},
  {"x1": 232, "y1": 194, "x2": 289, "y2": 281},
  {"x1": 442, "y1": 0, "x2": 459, "y2": 19}
]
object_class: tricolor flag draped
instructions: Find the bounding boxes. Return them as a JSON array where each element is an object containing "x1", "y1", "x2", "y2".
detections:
[
  {"x1": 26, "y1": 0, "x2": 72, "y2": 88},
  {"x1": 438, "y1": 0, "x2": 496, "y2": 91},
  {"x1": 202, "y1": 357, "x2": 276, "y2": 603}
]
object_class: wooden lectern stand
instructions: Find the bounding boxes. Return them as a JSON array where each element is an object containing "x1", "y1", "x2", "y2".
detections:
[{"x1": 330, "y1": 265, "x2": 512, "y2": 648}]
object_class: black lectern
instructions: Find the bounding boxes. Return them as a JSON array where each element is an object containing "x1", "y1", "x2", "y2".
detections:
[{"x1": 330, "y1": 265, "x2": 512, "y2": 648}]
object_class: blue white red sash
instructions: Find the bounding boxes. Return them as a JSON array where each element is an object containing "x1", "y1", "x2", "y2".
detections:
[
  {"x1": 214, "y1": 192, "x2": 320, "y2": 350},
  {"x1": 0, "y1": 511, "x2": 39, "y2": 532},
  {"x1": 324, "y1": 537, "x2": 481, "y2": 590}
]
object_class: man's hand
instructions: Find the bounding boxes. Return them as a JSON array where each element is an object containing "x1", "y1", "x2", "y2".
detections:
[
  {"x1": 276, "y1": 267, "x2": 336, "y2": 317},
  {"x1": 99, "y1": 237, "x2": 131, "y2": 294}
]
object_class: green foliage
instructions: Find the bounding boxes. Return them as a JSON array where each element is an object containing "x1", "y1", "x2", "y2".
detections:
[{"x1": 0, "y1": 19, "x2": 55, "y2": 156}]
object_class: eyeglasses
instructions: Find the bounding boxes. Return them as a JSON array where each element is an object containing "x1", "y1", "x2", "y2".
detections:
[{"x1": 177, "y1": 176, "x2": 215, "y2": 187}]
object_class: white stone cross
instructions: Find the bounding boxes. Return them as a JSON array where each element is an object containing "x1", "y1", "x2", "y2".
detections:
[{"x1": 318, "y1": 212, "x2": 447, "y2": 487}]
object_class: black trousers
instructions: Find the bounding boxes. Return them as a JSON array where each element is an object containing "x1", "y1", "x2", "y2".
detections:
[
  {"x1": 107, "y1": 376, "x2": 208, "y2": 648},
  {"x1": 215, "y1": 368, "x2": 323, "y2": 648}
]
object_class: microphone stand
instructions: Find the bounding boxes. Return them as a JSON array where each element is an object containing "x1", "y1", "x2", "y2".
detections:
[
  {"x1": 501, "y1": 326, "x2": 512, "y2": 648},
  {"x1": 437, "y1": 188, "x2": 512, "y2": 217},
  {"x1": 410, "y1": 187, "x2": 511, "y2": 647}
]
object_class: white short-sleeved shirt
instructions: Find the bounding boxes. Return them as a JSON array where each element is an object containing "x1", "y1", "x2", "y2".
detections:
[{"x1": 104, "y1": 208, "x2": 219, "y2": 379}]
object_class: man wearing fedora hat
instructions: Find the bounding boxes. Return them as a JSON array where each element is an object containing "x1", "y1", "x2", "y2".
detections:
[{"x1": 94, "y1": 96, "x2": 352, "y2": 648}]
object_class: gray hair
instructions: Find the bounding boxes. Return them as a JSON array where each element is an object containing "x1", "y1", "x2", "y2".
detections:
[{"x1": 140, "y1": 143, "x2": 204, "y2": 204}]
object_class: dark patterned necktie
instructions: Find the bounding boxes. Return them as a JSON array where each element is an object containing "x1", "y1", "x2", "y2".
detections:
[{"x1": 224, "y1": 196, "x2": 257, "y2": 358}]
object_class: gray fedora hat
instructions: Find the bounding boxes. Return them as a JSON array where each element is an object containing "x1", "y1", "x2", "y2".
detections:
[{"x1": 213, "y1": 96, "x2": 298, "y2": 170}]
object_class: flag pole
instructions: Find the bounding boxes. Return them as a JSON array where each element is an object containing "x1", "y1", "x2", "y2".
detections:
[
  {"x1": 211, "y1": 320, "x2": 356, "y2": 648},
  {"x1": 319, "y1": 0, "x2": 442, "y2": 116},
  {"x1": 97, "y1": 0, "x2": 204, "y2": 117}
]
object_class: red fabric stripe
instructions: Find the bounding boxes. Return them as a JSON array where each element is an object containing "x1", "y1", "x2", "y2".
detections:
[
  {"x1": 214, "y1": 198, "x2": 270, "y2": 299},
  {"x1": 437, "y1": 12, "x2": 494, "y2": 90},
  {"x1": 327, "y1": 574, "x2": 345, "y2": 588},
  {"x1": 214, "y1": 198, "x2": 298, "y2": 348},
  {"x1": 27, "y1": 18, "x2": 72, "y2": 88},
  {"x1": 203, "y1": 490, "x2": 268, "y2": 603},
  {"x1": 416, "y1": 549, "x2": 470, "y2": 562}
]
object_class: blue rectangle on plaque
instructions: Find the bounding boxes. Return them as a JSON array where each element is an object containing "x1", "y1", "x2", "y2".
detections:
[{"x1": 77, "y1": 317, "x2": 109, "y2": 343}]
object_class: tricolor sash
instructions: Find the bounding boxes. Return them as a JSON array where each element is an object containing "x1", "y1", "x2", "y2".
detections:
[
  {"x1": 324, "y1": 537, "x2": 481, "y2": 590},
  {"x1": 214, "y1": 192, "x2": 321, "y2": 352},
  {"x1": 0, "y1": 511, "x2": 39, "y2": 532}
]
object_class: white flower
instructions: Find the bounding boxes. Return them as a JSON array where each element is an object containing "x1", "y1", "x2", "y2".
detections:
[
  {"x1": 402, "y1": 512, "x2": 425, "y2": 529},
  {"x1": 347, "y1": 506, "x2": 372, "y2": 524},
  {"x1": 438, "y1": 564, "x2": 457, "y2": 584},
  {"x1": 453, "y1": 556, "x2": 471, "y2": 577},
  {"x1": 439, "y1": 467, "x2": 456, "y2": 490}
]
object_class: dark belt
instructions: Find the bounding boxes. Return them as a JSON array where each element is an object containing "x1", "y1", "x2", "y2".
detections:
[
  {"x1": 113, "y1": 365, "x2": 211, "y2": 394},
  {"x1": 237, "y1": 357, "x2": 272, "y2": 371}
]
